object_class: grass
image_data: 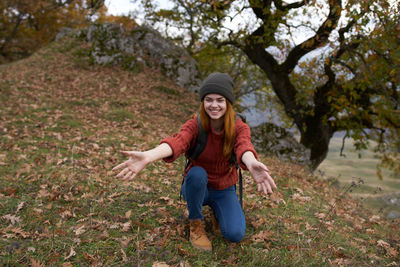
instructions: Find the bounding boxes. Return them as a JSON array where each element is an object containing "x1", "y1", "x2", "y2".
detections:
[
  {"x1": 318, "y1": 137, "x2": 400, "y2": 217},
  {"x1": 0, "y1": 37, "x2": 399, "y2": 266},
  {"x1": 319, "y1": 138, "x2": 399, "y2": 189}
]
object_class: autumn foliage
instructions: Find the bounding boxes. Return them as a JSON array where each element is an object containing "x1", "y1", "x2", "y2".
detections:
[{"x1": 0, "y1": 0, "x2": 108, "y2": 63}]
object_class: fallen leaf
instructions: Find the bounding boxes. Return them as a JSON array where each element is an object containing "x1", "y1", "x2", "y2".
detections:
[
  {"x1": 3, "y1": 187, "x2": 18, "y2": 196},
  {"x1": 178, "y1": 260, "x2": 191, "y2": 267},
  {"x1": 377, "y1": 240, "x2": 390, "y2": 249},
  {"x1": 152, "y1": 262, "x2": 170, "y2": 267},
  {"x1": 83, "y1": 253, "x2": 97, "y2": 264},
  {"x1": 74, "y1": 225, "x2": 86, "y2": 236},
  {"x1": 221, "y1": 254, "x2": 239, "y2": 265},
  {"x1": 269, "y1": 191, "x2": 286, "y2": 205},
  {"x1": 314, "y1": 212, "x2": 326, "y2": 220},
  {"x1": 37, "y1": 189, "x2": 50, "y2": 198},
  {"x1": 30, "y1": 258, "x2": 45, "y2": 267},
  {"x1": 121, "y1": 221, "x2": 131, "y2": 232},
  {"x1": 11, "y1": 227, "x2": 29, "y2": 238},
  {"x1": 370, "y1": 215, "x2": 381, "y2": 223},
  {"x1": 64, "y1": 247, "x2": 76, "y2": 260},
  {"x1": 33, "y1": 208, "x2": 43, "y2": 214},
  {"x1": 387, "y1": 247, "x2": 398, "y2": 257},
  {"x1": 99, "y1": 230, "x2": 109, "y2": 240},
  {"x1": 286, "y1": 245, "x2": 300, "y2": 251},
  {"x1": 119, "y1": 236, "x2": 134, "y2": 248},
  {"x1": 16, "y1": 202, "x2": 25, "y2": 213},
  {"x1": 292, "y1": 193, "x2": 311, "y2": 202},
  {"x1": 121, "y1": 248, "x2": 128, "y2": 262},
  {"x1": 28, "y1": 247, "x2": 36, "y2": 252},
  {"x1": 366, "y1": 228, "x2": 375, "y2": 234},
  {"x1": 0, "y1": 153, "x2": 6, "y2": 165},
  {"x1": 295, "y1": 187, "x2": 304, "y2": 194},
  {"x1": 125, "y1": 210, "x2": 132, "y2": 219},
  {"x1": 251, "y1": 230, "x2": 274, "y2": 243},
  {"x1": 60, "y1": 210, "x2": 76, "y2": 219},
  {"x1": 159, "y1": 196, "x2": 174, "y2": 205},
  {"x1": 177, "y1": 244, "x2": 188, "y2": 256},
  {"x1": 2, "y1": 214, "x2": 21, "y2": 225}
]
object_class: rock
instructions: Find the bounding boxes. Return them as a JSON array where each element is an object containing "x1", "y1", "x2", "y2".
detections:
[
  {"x1": 128, "y1": 25, "x2": 201, "y2": 91},
  {"x1": 251, "y1": 122, "x2": 311, "y2": 166},
  {"x1": 86, "y1": 23, "x2": 124, "y2": 66},
  {"x1": 55, "y1": 27, "x2": 74, "y2": 41},
  {"x1": 81, "y1": 23, "x2": 201, "y2": 90},
  {"x1": 380, "y1": 193, "x2": 400, "y2": 207},
  {"x1": 387, "y1": 210, "x2": 400, "y2": 219}
]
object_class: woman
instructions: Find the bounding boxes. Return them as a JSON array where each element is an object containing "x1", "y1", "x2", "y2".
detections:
[{"x1": 113, "y1": 72, "x2": 277, "y2": 251}]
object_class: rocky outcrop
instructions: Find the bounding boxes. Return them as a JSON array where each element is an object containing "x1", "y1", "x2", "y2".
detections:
[
  {"x1": 89, "y1": 23, "x2": 201, "y2": 91},
  {"x1": 380, "y1": 193, "x2": 400, "y2": 219},
  {"x1": 251, "y1": 122, "x2": 311, "y2": 167},
  {"x1": 58, "y1": 23, "x2": 201, "y2": 91}
]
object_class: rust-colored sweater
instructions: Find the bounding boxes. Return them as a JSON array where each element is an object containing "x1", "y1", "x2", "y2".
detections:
[{"x1": 160, "y1": 117, "x2": 257, "y2": 190}]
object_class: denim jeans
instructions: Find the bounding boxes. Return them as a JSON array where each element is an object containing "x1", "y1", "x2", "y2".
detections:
[{"x1": 181, "y1": 166, "x2": 246, "y2": 243}]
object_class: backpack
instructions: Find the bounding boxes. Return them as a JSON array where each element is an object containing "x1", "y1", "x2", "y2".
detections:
[{"x1": 182, "y1": 113, "x2": 247, "y2": 208}]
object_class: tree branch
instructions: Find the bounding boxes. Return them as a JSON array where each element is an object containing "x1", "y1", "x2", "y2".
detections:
[
  {"x1": 282, "y1": 0, "x2": 342, "y2": 74},
  {"x1": 274, "y1": 0, "x2": 307, "y2": 11},
  {"x1": 249, "y1": 0, "x2": 272, "y2": 22},
  {"x1": 0, "y1": 14, "x2": 23, "y2": 53}
]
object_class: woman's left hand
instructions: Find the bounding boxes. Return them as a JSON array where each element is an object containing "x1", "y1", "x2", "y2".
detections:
[{"x1": 248, "y1": 161, "x2": 277, "y2": 195}]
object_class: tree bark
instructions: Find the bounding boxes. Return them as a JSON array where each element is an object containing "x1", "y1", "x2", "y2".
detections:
[{"x1": 243, "y1": 44, "x2": 335, "y2": 170}]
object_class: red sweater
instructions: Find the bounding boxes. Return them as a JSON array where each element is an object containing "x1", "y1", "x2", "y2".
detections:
[{"x1": 160, "y1": 117, "x2": 257, "y2": 190}]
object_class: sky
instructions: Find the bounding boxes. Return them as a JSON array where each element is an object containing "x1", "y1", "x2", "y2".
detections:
[
  {"x1": 105, "y1": 0, "x2": 136, "y2": 16},
  {"x1": 105, "y1": 0, "x2": 399, "y2": 17},
  {"x1": 105, "y1": 0, "x2": 173, "y2": 16}
]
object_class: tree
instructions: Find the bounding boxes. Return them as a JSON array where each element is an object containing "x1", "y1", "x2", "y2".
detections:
[
  {"x1": 138, "y1": 0, "x2": 400, "y2": 175},
  {"x1": 0, "y1": 0, "x2": 107, "y2": 63}
]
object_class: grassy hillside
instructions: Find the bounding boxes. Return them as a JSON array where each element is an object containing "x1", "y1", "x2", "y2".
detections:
[{"x1": 1, "y1": 37, "x2": 399, "y2": 266}]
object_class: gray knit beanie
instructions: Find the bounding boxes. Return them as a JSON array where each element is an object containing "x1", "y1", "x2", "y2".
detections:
[{"x1": 199, "y1": 72, "x2": 235, "y2": 104}]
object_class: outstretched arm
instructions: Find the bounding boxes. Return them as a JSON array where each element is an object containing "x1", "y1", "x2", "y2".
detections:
[
  {"x1": 112, "y1": 143, "x2": 173, "y2": 181},
  {"x1": 241, "y1": 151, "x2": 277, "y2": 195}
]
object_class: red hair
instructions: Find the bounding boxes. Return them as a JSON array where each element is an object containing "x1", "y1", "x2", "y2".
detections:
[{"x1": 200, "y1": 100, "x2": 236, "y2": 159}]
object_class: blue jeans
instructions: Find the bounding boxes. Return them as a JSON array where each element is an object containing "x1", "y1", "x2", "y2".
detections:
[{"x1": 181, "y1": 166, "x2": 246, "y2": 243}]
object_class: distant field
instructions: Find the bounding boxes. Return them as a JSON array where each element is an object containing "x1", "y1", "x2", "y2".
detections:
[
  {"x1": 318, "y1": 137, "x2": 400, "y2": 194},
  {"x1": 318, "y1": 137, "x2": 400, "y2": 215}
]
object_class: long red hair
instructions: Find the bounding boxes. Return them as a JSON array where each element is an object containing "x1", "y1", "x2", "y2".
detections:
[{"x1": 199, "y1": 100, "x2": 236, "y2": 159}]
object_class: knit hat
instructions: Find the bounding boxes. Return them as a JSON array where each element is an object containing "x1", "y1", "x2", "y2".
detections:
[{"x1": 199, "y1": 72, "x2": 235, "y2": 104}]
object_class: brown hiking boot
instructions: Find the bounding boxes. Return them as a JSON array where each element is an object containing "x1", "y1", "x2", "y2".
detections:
[{"x1": 189, "y1": 219, "x2": 212, "y2": 251}]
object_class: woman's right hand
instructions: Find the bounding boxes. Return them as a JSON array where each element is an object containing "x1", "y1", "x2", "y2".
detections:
[{"x1": 112, "y1": 151, "x2": 149, "y2": 181}]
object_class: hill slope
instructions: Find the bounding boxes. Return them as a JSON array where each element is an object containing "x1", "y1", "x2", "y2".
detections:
[{"x1": 1, "y1": 37, "x2": 399, "y2": 266}]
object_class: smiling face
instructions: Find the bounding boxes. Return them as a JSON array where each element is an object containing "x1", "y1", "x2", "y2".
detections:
[{"x1": 203, "y1": 93, "x2": 227, "y2": 121}]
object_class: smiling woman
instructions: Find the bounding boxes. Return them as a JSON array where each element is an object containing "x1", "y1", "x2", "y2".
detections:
[{"x1": 112, "y1": 72, "x2": 277, "y2": 251}]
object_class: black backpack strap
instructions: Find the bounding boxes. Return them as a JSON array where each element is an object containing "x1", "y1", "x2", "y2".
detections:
[
  {"x1": 233, "y1": 113, "x2": 246, "y2": 209},
  {"x1": 186, "y1": 115, "x2": 208, "y2": 161},
  {"x1": 180, "y1": 115, "x2": 208, "y2": 201},
  {"x1": 231, "y1": 152, "x2": 243, "y2": 209},
  {"x1": 236, "y1": 113, "x2": 246, "y2": 123},
  {"x1": 239, "y1": 168, "x2": 243, "y2": 208}
]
